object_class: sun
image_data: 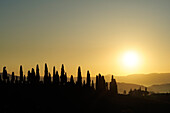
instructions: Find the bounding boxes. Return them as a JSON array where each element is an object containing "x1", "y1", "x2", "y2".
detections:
[{"x1": 122, "y1": 51, "x2": 139, "y2": 68}]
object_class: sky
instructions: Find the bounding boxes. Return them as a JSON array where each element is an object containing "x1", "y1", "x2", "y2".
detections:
[{"x1": 0, "y1": 0, "x2": 170, "y2": 77}]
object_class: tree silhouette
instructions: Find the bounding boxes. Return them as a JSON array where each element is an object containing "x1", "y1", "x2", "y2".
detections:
[
  {"x1": 3, "y1": 66, "x2": 7, "y2": 81},
  {"x1": 23, "y1": 75, "x2": 26, "y2": 84},
  {"x1": 15, "y1": 76, "x2": 19, "y2": 84},
  {"x1": 64, "y1": 72, "x2": 67, "y2": 84},
  {"x1": 27, "y1": 70, "x2": 31, "y2": 83},
  {"x1": 96, "y1": 75, "x2": 98, "y2": 90},
  {"x1": 11, "y1": 72, "x2": 15, "y2": 84},
  {"x1": 36, "y1": 64, "x2": 40, "y2": 83},
  {"x1": 83, "y1": 80, "x2": 85, "y2": 86},
  {"x1": 96, "y1": 73, "x2": 106, "y2": 92},
  {"x1": 49, "y1": 73, "x2": 51, "y2": 84},
  {"x1": 92, "y1": 80, "x2": 94, "y2": 89},
  {"x1": 53, "y1": 66, "x2": 56, "y2": 84},
  {"x1": 53, "y1": 66, "x2": 60, "y2": 85},
  {"x1": 110, "y1": 75, "x2": 118, "y2": 95},
  {"x1": 31, "y1": 68, "x2": 36, "y2": 83},
  {"x1": 87, "y1": 70, "x2": 91, "y2": 87},
  {"x1": 7, "y1": 76, "x2": 10, "y2": 84},
  {"x1": 20, "y1": 65, "x2": 23, "y2": 83},
  {"x1": 54, "y1": 71, "x2": 59, "y2": 85},
  {"x1": 77, "y1": 66, "x2": 82, "y2": 86},
  {"x1": 44, "y1": 63, "x2": 49, "y2": 84},
  {"x1": 0, "y1": 74, "x2": 1, "y2": 83},
  {"x1": 60, "y1": 64, "x2": 67, "y2": 85},
  {"x1": 70, "y1": 75, "x2": 74, "y2": 85}
]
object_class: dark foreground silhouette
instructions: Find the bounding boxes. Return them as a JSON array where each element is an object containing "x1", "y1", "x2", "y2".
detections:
[{"x1": 0, "y1": 64, "x2": 170, "y2": 113}]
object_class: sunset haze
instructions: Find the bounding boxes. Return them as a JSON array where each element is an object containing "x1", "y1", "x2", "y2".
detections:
[{"x1": 1, "y1": 0, "x2": 170, "y2": 77}]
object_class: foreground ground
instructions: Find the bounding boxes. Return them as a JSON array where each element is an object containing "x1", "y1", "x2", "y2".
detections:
[{"x1": 0, "y1": 86, "x2": 170, "y2": 113}]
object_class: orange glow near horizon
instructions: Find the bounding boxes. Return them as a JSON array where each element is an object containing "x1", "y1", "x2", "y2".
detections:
[{"x1": 1, "y1": 1, "x2": 170, "y2": 77}]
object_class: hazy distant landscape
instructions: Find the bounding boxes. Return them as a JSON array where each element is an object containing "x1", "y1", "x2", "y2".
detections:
[
  {"x1": 114, "y1": 73, "x2": 170, "y2": 86},
  {"x1": 114, "y1": 73, "x2": 170, "y2": 93},
  {"x1": 1, "y1": 72, "x2": 170, "y2": 93},
  {"x1": 84, "y1": 73, "x2": 170, "y2": 93}
]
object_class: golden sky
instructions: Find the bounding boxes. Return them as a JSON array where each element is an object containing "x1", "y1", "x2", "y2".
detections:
[{"x1": 0, "y1": 1, "x2": 170, "y2": 77}]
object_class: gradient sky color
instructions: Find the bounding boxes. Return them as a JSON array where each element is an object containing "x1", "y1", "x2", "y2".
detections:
[{"x1": 0, "y1": 0, "x2": 170, "y2": 77}]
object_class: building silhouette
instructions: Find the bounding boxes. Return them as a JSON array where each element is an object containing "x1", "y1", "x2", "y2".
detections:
[{"x1": 129, "y1": 87, "x2": 149, "y2": 96}]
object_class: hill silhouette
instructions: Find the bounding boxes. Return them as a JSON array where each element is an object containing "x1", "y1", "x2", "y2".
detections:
[
  {"x1": 117, "y1": 82, "x2": 170, "y2": 94},
  {"x1": 105, "y1": 74, "x2": 170, "y2": 93},
  {"x1": 117, "y1": 82, "x2": 145, "y2": 94},
  {"x1": 113, "y1": 73, "x2": 170, "y2": 86},
  {"x1": 148, "y1": 83, "x2": 170, "y2": 93}
]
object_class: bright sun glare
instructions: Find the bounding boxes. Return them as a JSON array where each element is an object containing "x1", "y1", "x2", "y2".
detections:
[{"x1": 122, "y1": 51, "x2": 139, "y2": 68}]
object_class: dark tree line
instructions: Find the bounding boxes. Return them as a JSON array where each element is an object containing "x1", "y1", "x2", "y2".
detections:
[
  {"x1": 0, "y1": 64, "x2": 169, "y2": 113},
  {"x1": 0, "y1": 64, "x2": 118, "y2": 95}
]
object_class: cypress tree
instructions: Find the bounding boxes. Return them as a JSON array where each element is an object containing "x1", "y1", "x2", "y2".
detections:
[
  {"x1": 11, "y1": 72, "x2": 15, "y2": 83},
  {"x1": 53, "y1": 66, "x2": 56, "y2": 84},
  {"x1": 56, "y1": 71, "x2": 59, "y2": 85},
  {"x1": 49, "y1": 73, "x2": 51, "y2": 84},
  {"x1": 3, "y1": 66, "x2": 7, "y2": 81},
  {"x1": 77, "y1": 66, "x2": 82, "y2": 86},
  {"x1": 44, "y1": 63, "x2": 48, "y2": 84},
  {"x1": 60, "y1": 64, "x2": 65, "y2": 85},
  {"x1": 31, "y1": 68, "x2": 35, "y2": 83},
  {"x1": 92, "y1": 80, "x2": 94, "y2": 89},
  {"x1": 20, "y1": 65, "x2": 23, "y2": 82},
  {"x1": 64, "y1": 72, "x2": 67, "y2": 84},
  {"x1": 36, "y1": 64, "x2": 40, "y2": 83},
  {"x1": 27, "y1": 70, "x2": 31, "y2": 83},
  {"x1": 70, "y1": 75, "x2": 74, "y2": 85},
  {"x1": 87, "y1": 70, "x2": 91, "y2": 87}
]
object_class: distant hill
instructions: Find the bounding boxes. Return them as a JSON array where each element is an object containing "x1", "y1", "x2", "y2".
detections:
[
  {"x1": 113, "y1": 73, "x2": 170, "y2": 86},
  {"x1": 117, "y1": 82, "x2": 170, "y2": 94},
  {"x1": 117, "y1": 82, "x2": 145, "y2": 94},
  {"x1": 104, "y1": 73, "x2": 170, "y2": 93},
  {"x1": 148, "y1": 83, "x2": 170, "y2": 93}
]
